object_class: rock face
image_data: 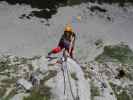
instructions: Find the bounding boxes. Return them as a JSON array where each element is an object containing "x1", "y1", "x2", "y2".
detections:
[
  {"x1": 31, "y1": 56, "x2": 91, "y2": 100},
  {"x1": 45, "y1": 57, "x2": 91, "y2": 100}
]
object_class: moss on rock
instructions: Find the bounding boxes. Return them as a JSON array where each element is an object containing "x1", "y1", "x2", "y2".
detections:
[{"x1": 96, "y1": 43, "x2": 133, "y2": 64}]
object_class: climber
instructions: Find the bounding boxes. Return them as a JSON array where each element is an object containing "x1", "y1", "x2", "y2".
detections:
[{"x1": 47, "y1": 24, "x2": 76, "y2": 59}]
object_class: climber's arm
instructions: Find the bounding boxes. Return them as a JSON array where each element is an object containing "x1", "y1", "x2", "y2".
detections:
[{"x1": 69, "y1": 35, "x2": 75, "y2": 54}]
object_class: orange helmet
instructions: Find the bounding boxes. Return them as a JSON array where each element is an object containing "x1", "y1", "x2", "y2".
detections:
[{"x1": 64, "y1": 25, "x2": 73, "y2": 32}]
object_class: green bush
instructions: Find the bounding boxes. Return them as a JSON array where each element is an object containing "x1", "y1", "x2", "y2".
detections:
[
  {"x1": 23, "y1": 89, "x2": 50, "y2": 100},
  {"x1": 96, "y1": 44, "x2": 133, "y2": 64},
  {"x1": 109, "y1": 82, "x2": 131, "y2": 100},
  {"x1": 90, "y1": 81, "x2": 100, "y2": 100}
]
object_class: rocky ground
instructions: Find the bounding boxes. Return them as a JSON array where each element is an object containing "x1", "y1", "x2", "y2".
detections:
[{"x1": 0, "y1": 43, "x2": 132, "y2": 100}]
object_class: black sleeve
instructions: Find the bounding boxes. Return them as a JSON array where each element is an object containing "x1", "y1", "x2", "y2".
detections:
[
  {"x1": 72, "y1": 32, "x2": 76, "y2": 39},
  {"x1": 72, "y1": 32, "x2": 76, "y2": 47}
]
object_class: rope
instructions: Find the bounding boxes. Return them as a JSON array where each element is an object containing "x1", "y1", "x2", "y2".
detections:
[
  {"x1": 53, "y1": 50, "x2": 79, "y2": 100},
  {"x1": 64, "y1": 60, "x2": 76, "y2": 100},
  {"x1": 61, "y1": 60, "x2": 66, "y2": 94},
  {"x1": 60, "y1": 55, "x2": 78, "y2": 100}
]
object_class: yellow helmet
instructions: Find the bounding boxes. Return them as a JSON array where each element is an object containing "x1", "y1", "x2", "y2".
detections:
[{"x1": 64, "y1": 25, "x2": 73, "y2": 32}]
